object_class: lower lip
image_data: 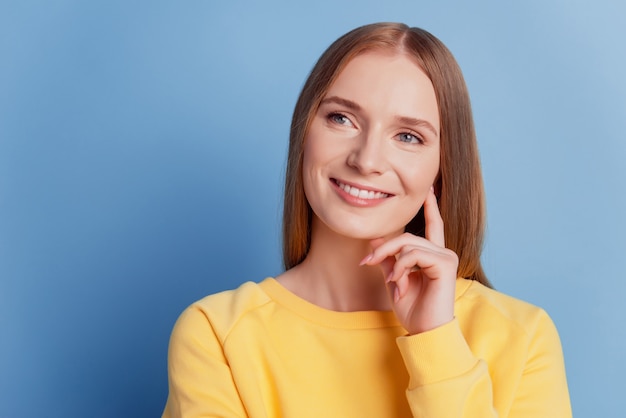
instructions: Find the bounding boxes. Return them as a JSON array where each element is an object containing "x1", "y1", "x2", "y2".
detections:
[{"x1": 331, "y1": 180, "x2": 392, "y2": 207}]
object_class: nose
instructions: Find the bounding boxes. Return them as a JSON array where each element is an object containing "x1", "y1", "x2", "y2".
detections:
[{"x1": 346, "y1": 130, "x2": 386, "y2": 175}]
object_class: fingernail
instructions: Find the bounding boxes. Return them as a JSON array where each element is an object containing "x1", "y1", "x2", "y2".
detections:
[
  {"x1": 385, "y1": 271, "x2": 394, "y2": 283},
  {"x1": 393, "y1": 287, "x2": 400, "y2": 303},
  {"x1": 359, "y1": 254, "x2": 373, "y2": 266}
]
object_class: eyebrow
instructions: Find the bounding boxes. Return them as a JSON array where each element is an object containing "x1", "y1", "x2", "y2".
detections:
[
  {"x1": 320, "y1": 96, "x2": 361, "y2": 111},
  {"x1": 320, "y1": 95, "x2": 439, "y2": 137},
  {"x1": 396, "y1": 116, "x2": 439, "y2": 137}
]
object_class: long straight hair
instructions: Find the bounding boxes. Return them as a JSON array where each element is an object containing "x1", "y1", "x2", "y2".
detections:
[{"x1": 282, "y1": 23, "x2": 491, "y2": 287}]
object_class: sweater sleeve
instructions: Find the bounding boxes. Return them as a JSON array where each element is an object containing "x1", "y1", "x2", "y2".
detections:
[
  {"x1": 397, "y1": 319, "x2": 497, "y2": 417},
  {"x1": 507, "y1": 310, "x2": 572, "y2": 417},
  {"x1": 396, "y1": 315, "x2": 572, "y2": 417},
  {"x1": 162, "y1": 305, "x2": 247, "y2": 418}
]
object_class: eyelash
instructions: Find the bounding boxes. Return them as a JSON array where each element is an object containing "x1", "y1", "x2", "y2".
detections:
[
  {"x1": 327, "y1": 112, "x2": 352, "y2": 126},
  {"x1": 397, "y1": 132, "x2": 424, "y2": 145}
]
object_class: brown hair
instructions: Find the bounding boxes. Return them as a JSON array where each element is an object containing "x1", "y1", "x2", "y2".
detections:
[{"x1": 282, "y1": 22, "x2": 491, "y2": 287}]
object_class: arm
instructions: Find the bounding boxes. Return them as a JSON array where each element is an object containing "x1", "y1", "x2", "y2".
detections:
[
  {"x1": 507, "y1": 310, "x2": 572, "y2": 417},
  {"x1": 362, "y1": 187, "x2": 571, "y2": 416},
  {"x1": 397, "y1": 319, "x2": 497, "y2": 417},
  {"x1": 362, "y1": 187, "x2": 488, "y2": 416},
  {"x1": 162, "y1": 306, "x2": 247, "y2": 418},
  {"x1": 396, "y1": 311, "x2": 571, "y2": 418}
]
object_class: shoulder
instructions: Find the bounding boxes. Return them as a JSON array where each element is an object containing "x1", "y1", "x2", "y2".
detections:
[
  {"x1": 454, "y1": 280, "x2": 570, "y2": 414},
  {"x1": 171, "y1": 279, "x2": 274, "y2": 345},
  {"x1": 455, "y1": 279, "x2": 559, "y2": 344}
]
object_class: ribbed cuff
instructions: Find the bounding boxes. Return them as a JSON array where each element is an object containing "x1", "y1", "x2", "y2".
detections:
[{"x1": 396, "y1": 319, "x2": 477, "y2": 389}]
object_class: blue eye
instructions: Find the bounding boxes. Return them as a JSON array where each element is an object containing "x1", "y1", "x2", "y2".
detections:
[
  {"x1": 328, "y1": 113, "x2": 352, "y2": 126},
  {"x1": 397, "y1": 132, "x2": 422, "y2": 144}
]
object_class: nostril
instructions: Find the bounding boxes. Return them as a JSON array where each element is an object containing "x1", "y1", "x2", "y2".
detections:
[{"x1": 346, "y1": 144, "x2": 385, "y2": 175}]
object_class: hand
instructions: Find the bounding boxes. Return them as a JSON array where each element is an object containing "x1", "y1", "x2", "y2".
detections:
[{"x1": 360, "y1": 186, "x2": 459, "y2": 334}]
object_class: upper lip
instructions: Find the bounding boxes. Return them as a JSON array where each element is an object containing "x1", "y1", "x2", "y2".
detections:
[{"x1": 332, "y1": 178, "x2": 394, "y2": 196}]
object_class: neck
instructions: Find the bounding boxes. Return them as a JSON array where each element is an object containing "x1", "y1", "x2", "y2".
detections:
[{"x1": 278, "y1": 218, "x2": 394, "y2": 312}]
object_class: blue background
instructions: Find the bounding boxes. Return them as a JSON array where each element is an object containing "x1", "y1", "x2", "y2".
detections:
[{"x1": 1, "y1": 1, "x2": 624, "y2": 417}]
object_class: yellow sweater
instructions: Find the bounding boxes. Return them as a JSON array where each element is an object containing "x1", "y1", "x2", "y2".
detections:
[{"x1": 163, "y1": 278, "x2": 571, "y2": 417}]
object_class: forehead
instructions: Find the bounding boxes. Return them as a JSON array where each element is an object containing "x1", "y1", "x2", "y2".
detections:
[{"x1": 324, "y1": 50, "x2": 439, "y2": 128}]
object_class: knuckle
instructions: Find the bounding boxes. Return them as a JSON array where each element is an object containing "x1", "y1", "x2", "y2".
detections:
[
  {"x1": 443, "y1": 248, "x2": 457, "y2": 258},
  {"x1": 401, "y1": 232, "x2": 416, "y2": 240},
  {"x1": 444, "y1": 249, "x2": 459, "y2": 265}
]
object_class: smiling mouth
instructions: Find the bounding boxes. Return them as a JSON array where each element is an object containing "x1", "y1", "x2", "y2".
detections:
[{"x1": 332, "y1": 179, "x2": 391, "y2": 200}]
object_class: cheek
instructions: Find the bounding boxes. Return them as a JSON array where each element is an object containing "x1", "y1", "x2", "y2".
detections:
[
  {"x1": 301, "y1": 139, "x2": 322, "y2": 205},
  {"x1": 301, "y1": 132, "x2": 336, "y2": 181},
  {"x1": 301, "y1": 132, "x2": 319, "y2": 174},
  {"x1": 401, "y1": 152, "x2": 440, "y2": 192}
]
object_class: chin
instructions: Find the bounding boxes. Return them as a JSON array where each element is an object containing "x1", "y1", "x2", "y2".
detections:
[{"x1": 328, "y1": 221, "x2": 405, "y2": 242}]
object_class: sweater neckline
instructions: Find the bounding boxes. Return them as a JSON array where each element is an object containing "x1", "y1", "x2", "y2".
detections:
[
  {"x1": 259, "y1": 278, "x2": 400, "y2": 329},
  {"x1": 258, "y1": 277, "x2": 473, "y2": 330}
]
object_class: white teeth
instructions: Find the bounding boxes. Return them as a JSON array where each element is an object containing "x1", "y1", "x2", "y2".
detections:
[{"x1": 336, "y1": 181, "x2": 389, "y2": 200}]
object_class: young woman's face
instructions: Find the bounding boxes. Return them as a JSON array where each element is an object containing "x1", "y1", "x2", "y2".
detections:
[{"x1": 302, "y1": 50, "x2": 441, "y2": 240}]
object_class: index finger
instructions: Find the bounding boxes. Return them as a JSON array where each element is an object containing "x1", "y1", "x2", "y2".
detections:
[{"x1": 424, "y1": 186, "x2": 445, "y2": 247}]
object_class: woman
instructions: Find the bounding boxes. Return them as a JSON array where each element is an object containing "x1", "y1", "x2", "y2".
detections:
[{"x1": 163, "y1": 23, "x2": 571, "y2": 417}]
